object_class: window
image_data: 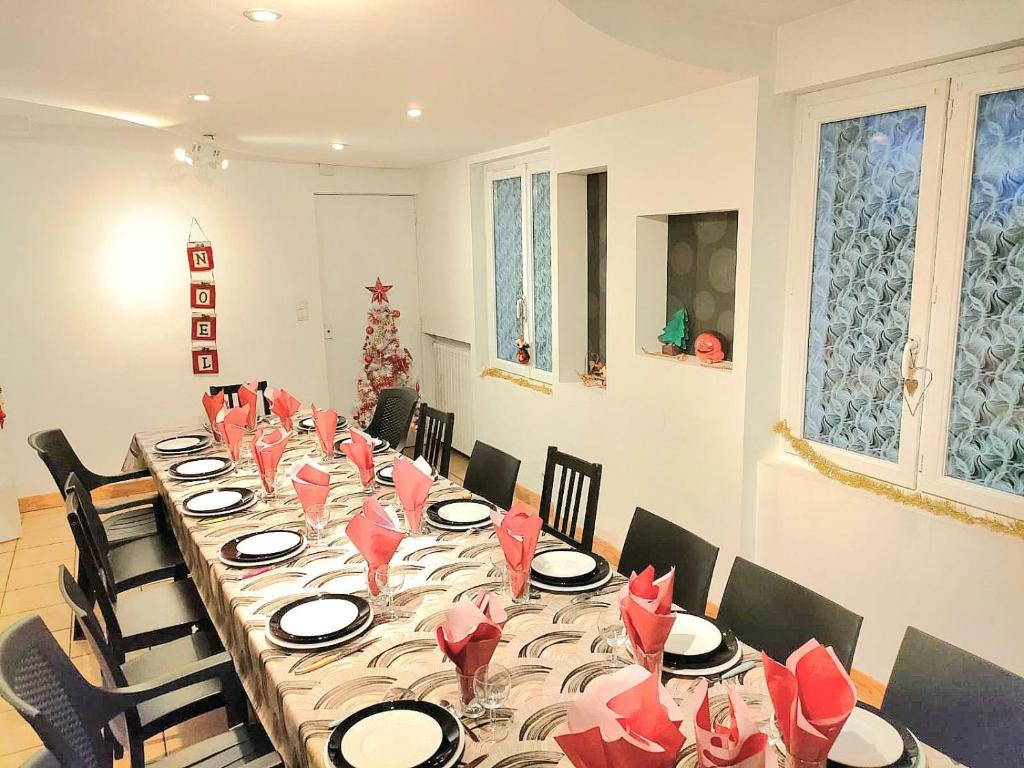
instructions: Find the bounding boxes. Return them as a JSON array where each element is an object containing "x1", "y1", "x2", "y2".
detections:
[
  {"x1": 785, "y1": 72, "x2": 1024, "y2": 518},
  {"x1": 484, "y1": 155, "x2": 553, "y2": 380}
]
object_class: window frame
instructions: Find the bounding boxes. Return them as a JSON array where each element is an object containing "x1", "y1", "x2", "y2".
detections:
[
  {"x1": 782, "y1": 80, "x2": 950, "y2": 489},
  {"x1": 482, "y1": 153, "x2": 553, "y2": 383},
  {"x1": 918, "y1": 69, "x2": 1024, "y2": 519}
]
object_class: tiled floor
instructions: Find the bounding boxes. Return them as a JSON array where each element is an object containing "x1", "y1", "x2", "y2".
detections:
[{"x1": 0, "y1": 451, "x2": 471, "y2": 767}]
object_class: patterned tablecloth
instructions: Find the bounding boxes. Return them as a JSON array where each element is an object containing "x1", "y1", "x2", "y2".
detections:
[{"x1": 135, "y1": 422, "x2": 956, "y2": 768}]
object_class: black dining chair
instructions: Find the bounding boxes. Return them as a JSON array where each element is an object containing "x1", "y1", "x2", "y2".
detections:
[
  {"x1": 66, "y1": 498, "x2": 210, "y2": 663},
  {"x1": 65, "y1": 474, "x2": 186, "y2": 593},
  {"x1": 539, "y1": 446, "x2": 602, "y2": 552},
  {"x1": 882, "y1": 626, "x2": 1024, "y2": 767},
  {"x1": 210, "y1": 381, "x2": 272, "y2": 416},
  {"x1": 412, "y1": 404, "x2": 455, "y2": 478},
  {"x1": 717, "y1": 557, "x2": 863, "y2": 671},
  {"x1": 57, "y1": 565, "x2": 246, "y2": 762},
  {"x1": 618, "y1": 507, "x2": 719, "y2": 615},
  {"x1": 0, "y1": 616, "x2": 281, "y2": 768},
  {"x1": 366, "y1": 386, "x2": 419, "y2": 452},
  {"x1": 462, "y1": 441, "x2": 521, "y2": 510}
]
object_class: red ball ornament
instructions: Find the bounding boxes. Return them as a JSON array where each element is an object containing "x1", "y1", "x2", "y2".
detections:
[
  {"x1": 365, "y1": 326, "x2": 373, "y2": 334},
  {"x1": 393, "y1": 310, "x2": 401, "y2": 318},
  {"x1": 364, "y1": 355, "x2": 373, "y2": 364}
]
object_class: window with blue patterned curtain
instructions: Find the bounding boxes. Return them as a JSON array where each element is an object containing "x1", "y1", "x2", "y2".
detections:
[{"x1": 485, "y1": 155, "x2": 553, "y2": 380}]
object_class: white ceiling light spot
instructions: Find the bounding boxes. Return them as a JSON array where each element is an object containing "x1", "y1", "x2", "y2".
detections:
[
  {"x1": 330, "y1": 142, "x2": 345, "y2": 150},
  {"x1": 406, "y1": 107, "x2": 423, "y2": 118},
  {"x1": 191, "y1": 93, "x2": 213, "y2": 102},
  {"x1": 243, "y1": 8, "x2": 282, "y2": 22}
]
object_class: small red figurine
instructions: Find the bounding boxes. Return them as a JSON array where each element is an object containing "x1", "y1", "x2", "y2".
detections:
[
  {"x1": 694, "y1": 332, "x2": 726, "y2": 363},
  {"x1": 515, "y1": 338, "x2": 531, "y2": 365}
]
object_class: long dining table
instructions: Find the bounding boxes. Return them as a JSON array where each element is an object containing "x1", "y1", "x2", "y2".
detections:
[{"x1": 133, "y1": 420, "x2": 958, "y2": 768}]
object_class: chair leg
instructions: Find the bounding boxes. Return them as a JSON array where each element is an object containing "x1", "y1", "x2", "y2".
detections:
[
  {"x1": 73, "y1": 555, "x2": 91, "y2": 641},
  {"x1": 224, "y1": 672, "x2": 248, "y2": 727}
]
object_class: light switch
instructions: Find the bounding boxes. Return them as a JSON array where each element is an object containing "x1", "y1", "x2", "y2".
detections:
[{"x1": 295, "y1": 300, "x2": 309, "y2": 321}]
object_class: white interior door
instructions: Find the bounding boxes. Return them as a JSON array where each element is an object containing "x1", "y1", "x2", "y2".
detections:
[{"x1": 313, "y1": 194, "x2": 420, "y2": 415}]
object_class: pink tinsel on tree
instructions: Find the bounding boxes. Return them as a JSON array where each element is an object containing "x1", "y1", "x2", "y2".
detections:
[{"x1": 352, "y1": 277, "x2": 414, "y2": 426}]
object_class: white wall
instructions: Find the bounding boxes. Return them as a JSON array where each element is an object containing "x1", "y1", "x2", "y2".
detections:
[
  {"x1": 0, "y1": 140, "x2": 416, "y2": 498},
  {"x1": 776, "y1": 0, "x2": 1024, "y2": 93}
]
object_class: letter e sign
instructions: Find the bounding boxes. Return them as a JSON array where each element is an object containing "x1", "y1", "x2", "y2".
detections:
[
  {"x1": 191, "y1": 315, "x2": 217, "y2": 342},
  {"x1": 190, "y1": 282, "x2": 216, "y2": 310},
  {"x1": 187, "y1": 242, "x2": 215, "y2": 272},
  {"x1": 192, "y1": 349, "x2": 219, "y2": 375}
]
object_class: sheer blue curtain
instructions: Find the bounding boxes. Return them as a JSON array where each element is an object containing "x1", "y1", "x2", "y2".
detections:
[
  {"x1": 531, "y1": 172, "x2": 553, "y2": 372},
  {"x1": 945, "y1": 88, "x2": 1024, "y2": 496},
  {"x1": 803, "y1": 107, "x2": 927, "y2": 460},
  {"x1": 492, "y1": 177, "x2": 523, "y2": 363}
]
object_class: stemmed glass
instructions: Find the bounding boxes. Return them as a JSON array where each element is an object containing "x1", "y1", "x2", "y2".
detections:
[
  {"x1": 489, "y1": 550, "x2": 508, "y2": 597},
  {"x1": 374, "y1": 565, "x2": 406, "y2": 621},
  {"x1": 598, "y1": 608, "x2": 629, "y2": 669},
  {"x1": 472, "y1": 663, "x2": 511, "y2": 742},
  {"x1": 258, "y1": 465, "x2": 278, "y2": 502},
  {"x1": 304, "y1": 503, "x2": 330, "y2": 549}
]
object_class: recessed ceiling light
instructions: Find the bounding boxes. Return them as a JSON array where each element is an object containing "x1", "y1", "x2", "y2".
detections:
[
  {"x1": 331, "y1": 142, "x2": 346, "y2": 151},
  {"x1": 243, "y1": 8, "x2": 282, "y2": 22},
  {"x1": 406, "y1": 107, "x2": 423, "y2": 118},
  {"x1": 190, "y1": 93, "x2": 213, "y2": 102}
]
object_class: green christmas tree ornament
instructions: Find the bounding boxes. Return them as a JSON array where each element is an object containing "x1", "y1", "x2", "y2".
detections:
[{"x1": 659, "y1": 307, "x2": 689, "y2": 355}]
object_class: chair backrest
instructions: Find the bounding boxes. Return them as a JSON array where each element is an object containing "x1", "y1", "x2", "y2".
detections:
[
  {"x1": 366, "y1": 387, "x2": 419, "y2": 451},
  {"x1": 717, "y1": 557, "x2": 863, "y2": 671},
  {"x1": 882, "y1": 626, "x2": 1024, "y2": 768},
  {"x1": 0, "y1": 615, "x2": 121, "y2": 768},
  {"x1": 27, "y1": 429, "x2": 106, "y2": 495},
  {"x1": 618, "y1": 507, "x2": 719, "y2": 614},
  {"x1": 413, "y1": 404, "x2": 455, "y2": 478},
  {"x1": 539, "y1": 446, "x2": 603, "y2": 552},
  {"x1": 462, "y1": 441, "x2": 521, "y2": 510},
  {"x1": 210, "y1": 381, "x2": 270, "y2": 416},
  {"x1": 64, "y1": 475, "x2": 116, "y2": 593}
]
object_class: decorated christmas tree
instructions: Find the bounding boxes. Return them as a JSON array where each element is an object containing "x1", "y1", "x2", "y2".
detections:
[{"x1": 352, "y1": 277, "x2": 414, "y2": 426}]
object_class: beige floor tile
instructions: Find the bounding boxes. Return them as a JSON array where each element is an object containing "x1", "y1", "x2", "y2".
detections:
[
  {"x1": 0, "y1": 604, "x2": 72, "y2": 634},
  {"x1": 1, "y1": 582, "x2": 64, "y2": 615},
  {"x1": 11, "y1": 541, "x2": 74, "y2": 570},
  {"x1": 73, "y1": 653, "x2": 102, "y2": 686},
  {"x1": 0, "y1": 539, "x2": 15, "y2": 554},
  {"x1": 164, "y1": 708, "x2": 228, "y2": 752},
  {"x1": 15, "y1": 525, "x2": 71, "y2": 551},
  {"x1": 19, "y1": 508, "x2": 67, "y2": 533},
  {"x1": 0, "y1": 552, "x2": 13, "y2": 592},
  {"x1": 70, "y1": 635, "x2": 93, "y2": 658},
  {"x1": 113, "y1": 735, "x2": 165, "y2": 767},
  {"x1": 0, "y1": 711, "x2": 42, "y2": 755},
  {"x1": 6, "y1": 561, "x2": 70, "y2": 592},
  {"x1": 0, "y1": 747, "x2": 41, "y2": 767}
]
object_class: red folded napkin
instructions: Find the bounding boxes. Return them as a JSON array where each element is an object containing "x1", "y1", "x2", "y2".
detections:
[
  {"x1": 393, "y1": 456, "x2": 433, "y2": 531},
  {"x1": 692, "y1": 678, "x2": 769, "y2": 768},
  {"x1": 311, "y1": 404, "x2": 338, "y2": 456},
  {"x1": 289, "y1": 457, "x2": 331, "y2": 511},
  {"x1": 252, "y1": 427, "x2": 290, "y2": 488},
  {"x1": 269, "y1": 388, "x2": 301, "y2": 431},
  {"x1": 762, "y1": 639, "x2": 856, "y2": 763},
  {"x1": 490, "y1": 501, "x2": 543, "y2": 598},
  {"x1": 220, "y1": 405, "x2": 250, "y2": 462},
  {"x1": 555, "y1": 664, "x2": 686, "y2": 768},
  {"x1": 239, "y1": 381, "x2": 260, "y2": 429},
  {"x1": 346, "y1": 496, "x2": 406, "y2": 596},
  {"x1": 435, "y1": 589, "x2": 507, "y2": 701},
  {"x1": 340, "y1": 428, "x2": 375, "y2": 486},
  {"x1": 202, "y1": 390, "x2": 224, "y2": 433},
  {"x1": 619, "y1": 566, "x2": 676, "y2": 665}
]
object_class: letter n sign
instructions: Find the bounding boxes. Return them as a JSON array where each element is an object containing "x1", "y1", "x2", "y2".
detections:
[
  {"x1": 187, "y1": 242, "x2": 214, "y2": 272},
  {"x1": 191, "y1": 315, "x2": 217, "y2": 342},
  {"x1": 192, "y1": 348, "x2": 219, "y2": 375},
  {"x1": 190, "y1": 282, "x2": 216, "y2": 310}
]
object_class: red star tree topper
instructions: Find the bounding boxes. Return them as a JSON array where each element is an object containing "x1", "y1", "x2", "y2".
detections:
[{"x1": 352, "y1": 277, "x2": 415, "y2": 426}]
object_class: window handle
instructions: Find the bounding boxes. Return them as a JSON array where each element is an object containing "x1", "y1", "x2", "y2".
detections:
[{"x1": 901, "y1": 336, "x2": 921, "y2": 382}]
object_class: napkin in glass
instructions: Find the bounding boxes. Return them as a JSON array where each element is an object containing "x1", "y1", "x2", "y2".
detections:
[
  {"x1": 619, "y1": 566, "x2": 676, "y2": 669},
  {"x1": 289, "y1": 457, "x2": 331, "y2": 511},
  {"x1": 269, "y1": 387, "x2": 301, "y2": 431},
  {"x1": 392, "y1": 455, "x2": 433, "y2": 531},
  {"x1": 220, "y1": 405, "x2": 250, "y2": 462},
  {"x1": 692, "y1": 678, "x2": 769, "y2": 768},
  {"x1": 346, "y1": 496, "x2": 406, "y2": 596},
  {"x1": 311, "y1": 404, "x2": 339, "y2": 457},
  {"x1": 340, "y1": 428, "x2": 375, "y2": 485},
  {"x1": 490, "y1": 501, "x2": 543, "y2": 598},
  {"x1": 435, "y1": 590, "x2": 507, "y2": 703},
  {"x1": 239, "y1": 380, "x2": 260, "y2": 429}
]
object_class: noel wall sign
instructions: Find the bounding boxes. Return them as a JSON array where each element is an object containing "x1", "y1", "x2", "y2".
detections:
[{"x1": 187, "y1": 218, "x2": 219, "y2": 375}]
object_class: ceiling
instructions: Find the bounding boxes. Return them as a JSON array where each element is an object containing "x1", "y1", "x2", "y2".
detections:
[
  {"x1": 678, "y1": 0, "x2": 855, "y2": 27},
  {"x1": 0, "y1": 0, "x2": 851, "y2": 168}
]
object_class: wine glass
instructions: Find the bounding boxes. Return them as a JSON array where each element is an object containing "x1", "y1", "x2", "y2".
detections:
[
  {"x1": 304, "y1": 503, "x2": 330, "y2": 548},
  {"x1": 489, "y1": 550, "x2": 508, "y2": 596},
  {"x1": 374, "y1": 565, "x2": 406, "y2": 621},
  {"x1": 598, "y1": 608, "x2": 628, "y2": 669},
  {"x1": 258, "y1": 464, "x2": 278, "y2": 501},
  {"x1": 472, "y1": 663, "x2": 511, "y2": 742}
]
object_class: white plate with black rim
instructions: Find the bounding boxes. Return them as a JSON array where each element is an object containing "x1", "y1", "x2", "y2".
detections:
[
  {"x1": 154, "y1": 434, "x2": 212, "y2": 455},
  {"x1": 324, "y1": 700, "x2": 463, "y2": 768},
  {"x1": 183, "y1": 487, "x2": 257, "y2": 517},
  {"x1": 828, "y1": 704, "x2": 916, "y2": 768},
  {"x1": 663, "y1": 640, "x2": 743, "y2": 678},
  {"x1": 220, "y1": 529, "x2": 305, "y2": 564},
  {"x1": 297, "y1": 414, "x2": 348, "y2": 432},
  {"x1": 335, "y1": 436, "x2": 389, "y2": 456},
  {"x1": 169, "y1": 456, "x2": 234, "y2": 480},
  {"x1": 268, "y1": 593, "x2": 372, "y2": 644},
  {"x1": 664, "y1": 613, "x2": 724, "y2": 658},
  {"x1": 530, "y1": 567, "x2": 613, "y2": 593},
  {"x1": 264, "y1": 609, "x2": 373, "y2": 651},
  {"x1": 426, "y1": 499, "x2": 494, "y2": 530},
  {"x1": 220, "y1": 539, "x2": 308, "y2": 568}
]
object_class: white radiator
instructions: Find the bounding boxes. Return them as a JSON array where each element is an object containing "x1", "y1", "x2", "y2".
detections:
[{"x1": 431, "y1": 338, "x2": 474, "y2": 454}]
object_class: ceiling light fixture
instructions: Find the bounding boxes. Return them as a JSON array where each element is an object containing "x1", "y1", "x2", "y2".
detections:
[
  {"x1": 190, "y1": 93, "x2": 213, "y2": 102},
  {"x1": 330, "y1": 142, "x2": 346, "y2": 150},
  {"x1": 174, "y1": 136, "x2": 229, "y2": 170},
  {"x1": 406, "y1": 107, "x2": 423, "y2": 118},
  {"x1": 243, "y1": 8, "x2": 282, "y2": 22}
]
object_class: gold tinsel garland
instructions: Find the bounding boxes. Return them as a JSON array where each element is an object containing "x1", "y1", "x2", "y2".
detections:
[
  {"x1": 773, "y1": 421, "x2": 1024, "y2": 542},
  {"x1": 480, "y1": 367, "x2": 552, "y2": 395}
]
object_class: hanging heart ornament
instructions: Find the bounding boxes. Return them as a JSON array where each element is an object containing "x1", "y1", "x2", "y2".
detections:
[{"x1": 905, "y1": 367, "x2": 934, "y2": 415}]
